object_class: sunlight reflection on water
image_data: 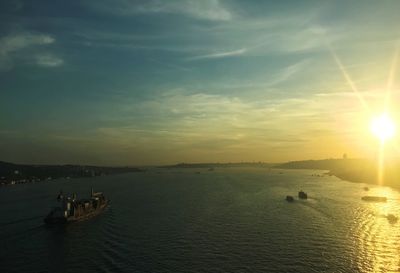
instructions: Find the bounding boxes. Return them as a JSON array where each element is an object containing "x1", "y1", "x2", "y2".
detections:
[{"x1": 354, "y1": 186, "x2": 400, "y2": 272}]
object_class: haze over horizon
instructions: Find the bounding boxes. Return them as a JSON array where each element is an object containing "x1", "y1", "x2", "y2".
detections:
[{"x1": 2, "y1": 0, "x2": 400, "y2": 166}]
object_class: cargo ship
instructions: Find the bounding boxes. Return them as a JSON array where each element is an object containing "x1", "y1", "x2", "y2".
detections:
[{"x1": 44, "y1": 188, "x2": 109, "y2": 224}]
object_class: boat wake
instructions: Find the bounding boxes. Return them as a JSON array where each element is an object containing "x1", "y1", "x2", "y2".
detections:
[{"x1": 0, "y1": 215, "x2": 43, "y2": 227}]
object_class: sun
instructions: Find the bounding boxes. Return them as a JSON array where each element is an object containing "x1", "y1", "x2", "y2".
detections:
[{"x1": 370, "y1": 113, "x2": 396, "y2": 142}]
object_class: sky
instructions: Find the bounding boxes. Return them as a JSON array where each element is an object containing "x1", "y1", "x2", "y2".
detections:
[{"x1": 1, "y1": 0, "x2": 400, "y2": 166}]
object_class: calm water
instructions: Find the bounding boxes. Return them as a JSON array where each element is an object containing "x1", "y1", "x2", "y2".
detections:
[{"x1": 1, "y1": 167, "x2": 400, "y2": 273}]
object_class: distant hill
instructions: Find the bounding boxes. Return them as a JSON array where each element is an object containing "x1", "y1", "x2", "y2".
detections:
[
  {"x1": 275, "y1": 158, "x2": 400, "y2": 188},
  {"x1": 275, "y1": 158, "x2": 373, "y2": 172},
  {"x1": 0, "y1": 161, "x2": 143, "y2": 186}
]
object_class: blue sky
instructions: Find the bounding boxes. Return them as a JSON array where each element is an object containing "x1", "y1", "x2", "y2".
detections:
[{"x1": 1, "y1": 0, "x2": 400, "y2": 165}]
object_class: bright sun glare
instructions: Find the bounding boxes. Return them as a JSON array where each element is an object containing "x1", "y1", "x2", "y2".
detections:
[{"x1": 370, "y1": 113, "x2": 396, "y2": 142}]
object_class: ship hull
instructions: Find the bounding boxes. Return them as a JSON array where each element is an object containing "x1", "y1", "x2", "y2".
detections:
[{"x1": 44, "y1": 200, "x2": 109, "y2": 225}]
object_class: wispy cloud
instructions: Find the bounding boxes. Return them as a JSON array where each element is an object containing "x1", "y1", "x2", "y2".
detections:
[
  {"x1": 187, "y1": 48, "x2": 247, "y2": 61},
  {"x1": 265, "y1": 60, "x2": 310, "y2": 86},
  {"x1": 88, "y1": 0, "x2": 232, "y2": 21},
  {"x1": 0, "y1": 34, "x2": 54, "y2": 54},
  {"x1": 82, "y1": 87, "x2": 355, "y2": 163},
  {"x1": 75, "y1": 4, "x2": 338, "y2": 59},
  {"x1": 35, "y1": 54, "x2": 64, "y2": 67},
  {"x1": 100, "y1": 89, "x2": 335, "y2": 140},
  {"x1": 0, "y1": 33, "x2": 63, "y2": 70}
]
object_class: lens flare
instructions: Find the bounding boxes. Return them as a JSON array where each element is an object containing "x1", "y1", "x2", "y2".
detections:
[{"x1": 370, "y1": 113, "x2": 396, "y2": 142}]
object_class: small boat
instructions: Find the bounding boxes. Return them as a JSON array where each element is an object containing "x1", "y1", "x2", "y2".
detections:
[
  {"x1": 44, "y1": 188, "x2": 109, "y2": 224},
  {"x1": 387, "y1": 214, "x2": 398, "y2": 224},
  {"x1": 361, "y1": 196, "x2": 387, "y2": 202},
  {"x1": 363, "y1": 186, "x2": 369, "y2": 191},
  {"x1": 286, "y1": 195, "x2": 294, "y2": 202},
  {"x1": 298, "y1": 190, "x2": 308, "y2": 199}
]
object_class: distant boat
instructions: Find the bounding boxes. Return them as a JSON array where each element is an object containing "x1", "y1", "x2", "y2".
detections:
[
  {"x1": 361, "y1": 196, "x2": 387, "y2": 202},
  {"x1": 44, "y1": 188, "x2": 109, "y2": 224},
  {"x1": 363, "y1": 186, "x2": 369, "y2": 191},
  {"x1": 286, "y1": 195, "x2": 294, "y2": 202},
  {"x1": 387, "y1": 214, "x2": 398, "y2": 224},
  {"x1": 298, "y1": 190, "x2": 308, "y2": 199}
]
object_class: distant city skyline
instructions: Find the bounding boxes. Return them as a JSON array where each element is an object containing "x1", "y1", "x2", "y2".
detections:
[{"x1": 1, "y1": 0, "x2": 400, "y2": 165}]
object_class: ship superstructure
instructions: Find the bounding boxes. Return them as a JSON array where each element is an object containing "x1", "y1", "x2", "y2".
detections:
[{"x1": 44, "y1": 188, "x2": 108, "y2": 224}]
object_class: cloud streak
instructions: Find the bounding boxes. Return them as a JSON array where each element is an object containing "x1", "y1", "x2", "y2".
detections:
[
  {"x1": 187, "y1": 48, "x2": 247, "y2": 61},
  {"x1": 0, "y1": 33, "x2": 54, "y2": 54},
  {"x1": 83, "y1": 87, "x2": 358, "y2": 163},
  {"x1": 35, "y1": 54, "x2": 64, "y2": 67},
  {"x1": 88, "y1": 0, "x2": 232, "y2": 21},
  {"x1": 0, "y1": 33, "x2": 63, "y2": 70}
]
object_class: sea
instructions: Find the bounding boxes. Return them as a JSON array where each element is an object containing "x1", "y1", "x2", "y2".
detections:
[{"x1": 1, "y1": 167, "x2": 400, "y2": 273}]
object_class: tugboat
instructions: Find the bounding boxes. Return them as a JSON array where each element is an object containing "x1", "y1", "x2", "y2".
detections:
[
  {"x1": 386, "y1": 214, "x2": 398, "y2": 224},
  {"x1": 286, "y1": 195, "x2": 294, "y2": 202},
  {"x1": 298, "y1": 190, "x2": 308, "y2": 199},
  {"x1": 44, "y1": 188, "x2": 109, "y2": 224}
]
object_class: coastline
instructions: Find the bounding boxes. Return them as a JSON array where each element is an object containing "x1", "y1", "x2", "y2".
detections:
[{"x1": 0, "y1": 161, "x2": 144, "y2": 187}]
